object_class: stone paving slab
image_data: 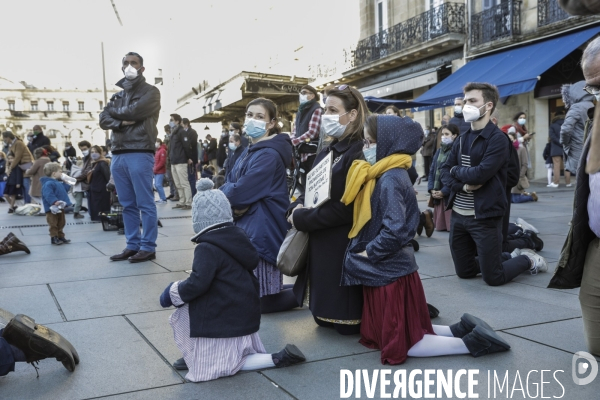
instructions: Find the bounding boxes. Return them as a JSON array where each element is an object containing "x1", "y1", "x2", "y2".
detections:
[
  {"x1": 11, "y1": 230, "x2": 126, "y2": 246},
  {"x1": 0, "y1": 284, "x2": 63, "y2": 325},
  {"x1": 450, "y1": 271, "x2": 582, "y2": 311},
  {"x1": 151, "y1": 250, "x2": 194, "y2": 272},
  {"x1": 0, "y1": 255, "x2": 169, "y2": 289},
  {"x1": 512, "y1": 261, "x2": 581, "y2": 296},
  {"x1": 263, "y1": 332, "x2": 596, "y2": 399},
  {"x1": 101, "y1": 373, "x2": 291, "y2": 399},
  {"x1": 421, "y1": 277, "x2": 581, "y2": 330},
  {"x1": 0, "y1": 316, "x2": 183, "y2": 400},
  {"x1": 505, "y1": 318, "x2": 595, "y2": 357},
  {"x1": 50, "y1": 272, "x2": 189, "y2": 320},
  {"x1": 89, "y1": 236, "x2": 196, "y2": 256},
  {"x1": 0, "y1": 242, "x2": 103, "y2": 265},
  {"x1": 413, "y1": 246, "x2": 456, "y2": 278}
]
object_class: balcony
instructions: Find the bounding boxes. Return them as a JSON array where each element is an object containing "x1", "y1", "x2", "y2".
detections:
[
  {"x1": 471, "y1": 1, "x2": 521, "y2": 47},
  {"x1": 538, "y1": 0, "x2": 572, "y2": 27},
  {"x1": 353, "y1": 2, "x2": 465, "y2": 68}
]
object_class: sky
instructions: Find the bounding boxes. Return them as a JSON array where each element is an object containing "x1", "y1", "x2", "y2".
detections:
[{"x1": 0, "y1": 0, "x2": 359, "y2": 93}]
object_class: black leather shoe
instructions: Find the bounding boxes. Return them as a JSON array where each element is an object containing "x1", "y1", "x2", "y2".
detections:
[
  {"x1": 173, "y1": 357, "x2": 188, "y2": 370},
  {"x1": 462, "y1": 325, "x2": 510, "y2": 357},
  {"x1": 110, "y1": 249, "x2": 138, "y2": 261},
  {"x1": 128, "y1": 250, "x2": 156, "y2": 263},
  {"x1": 272, "y1": 344, "x2": 306, "y2": 368},
  {"x1": 450, "y1": 313, "x2": 493, "y2": 338}
]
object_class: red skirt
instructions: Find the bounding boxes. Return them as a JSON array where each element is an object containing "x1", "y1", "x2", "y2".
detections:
[{"x1": 360, "y1": 271, "x2": 434, "y2": 365}]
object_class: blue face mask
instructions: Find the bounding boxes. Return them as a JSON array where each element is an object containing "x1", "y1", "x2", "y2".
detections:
[
  {"x1": 169, "y1": 121, "x2": 176, "y2": 129},
  {"x1": 363, "y1": 145, "x2": 377, "y2": 166},
  {"x1": 244, "y1": 118, "x2": 267, "y2": 139},
  {"x1": 228, "y1": 143, "x2": 237, "y2": 151}
]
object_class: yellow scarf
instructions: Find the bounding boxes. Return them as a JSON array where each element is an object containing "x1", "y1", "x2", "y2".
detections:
[{"x1": 341, "y1": 154, "x2": 412, "y2": 238}]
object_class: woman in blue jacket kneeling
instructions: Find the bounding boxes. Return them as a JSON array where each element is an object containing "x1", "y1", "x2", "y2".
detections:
[
  {"x1": 341, "y1": 115, "x2": 510, "y2": 365},
  {"x1": 221, "y1": 98, "x2": 298, "y2": 313}
]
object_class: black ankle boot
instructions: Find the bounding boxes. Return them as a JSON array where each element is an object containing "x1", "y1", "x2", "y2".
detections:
[
  {"x1": 462, "y1": 325, "x2": 511, "y2": 357},
  {"x1": 410, "y1": 239, "x2": 420, "y2": 252},
  {"x1": 449, "y1": 313, "x2": 493, "y2": 338},
  {"x1": 272, "y1": 344, "x2": 306, "y2": 368},
  {"x1": 416, "y1": 213, "x2": 425, "y2": 236}
]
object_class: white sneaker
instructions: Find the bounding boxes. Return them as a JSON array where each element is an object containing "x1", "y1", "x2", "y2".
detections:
[
  {"x1": 155, "y1": 199, "x2": 167, "y2": 204},
  {"x1": 510, "y1": 248, "x2": 521, "y2": 258},
  {"x1": 547, "y1": 183, "x2": 559, "y2": 188},
  {"x1": 516, "y1": 217, "x2": 539, "y2": 234},
  {"x1": 520, "y1": 249, "x2": 548, "y2": 275},
  {"x1": 566, "y1": 183, "x2": 573, "y2": 187}
]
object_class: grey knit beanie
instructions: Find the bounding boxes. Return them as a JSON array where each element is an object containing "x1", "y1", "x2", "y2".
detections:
[{"x1": 192, "y1": 178, "x2": 233, "y2": 234}]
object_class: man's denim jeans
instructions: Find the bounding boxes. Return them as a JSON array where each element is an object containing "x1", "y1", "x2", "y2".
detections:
[{"x1": 111, "y1": 153, "x2": 157, "y2": 252}]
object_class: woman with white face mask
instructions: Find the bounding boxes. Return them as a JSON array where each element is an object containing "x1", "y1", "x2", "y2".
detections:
[
  {"x1": 427, "y1": 124, "x2": 460, "y2": 232},
  {"x1": 287, "y1": 85, "x2": 368, "y2": 335},
  {"x1": 221, "y1": 98, "x2": 298, "y2": 314}
]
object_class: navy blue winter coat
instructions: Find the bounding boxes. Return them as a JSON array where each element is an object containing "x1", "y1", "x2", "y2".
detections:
[
  {"x1": 342, "y1": 115, "x2": 423, "y2": 287},
  {"x1": 178, "y1": 223, "x2": 261, "y2": 338},
  {"x1": 221, "y1": 134, "x2": 292, "y2": 265},
  {"x1": 440, "y1": 121, "x2": 509, "y2": 219}
]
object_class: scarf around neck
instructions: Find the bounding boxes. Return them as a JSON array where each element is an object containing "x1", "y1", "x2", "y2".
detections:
[{"x1": 341, "y1": 153, "x2": 412, "y2": 238}]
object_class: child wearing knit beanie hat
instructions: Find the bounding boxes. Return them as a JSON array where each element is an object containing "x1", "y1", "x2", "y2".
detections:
[{"x1": 159, "y1": 178, "x2": 306, "y2": 382}]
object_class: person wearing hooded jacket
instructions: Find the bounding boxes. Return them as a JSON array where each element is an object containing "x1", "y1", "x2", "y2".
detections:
[
  {"x1": 99, "y1": 51, "x2": 161, "y2": 264},
  {"x1": 160, "y1": 179, "x2": 306, "y2": 380},
  {"x1": 342, "y1": 114, "x2": 510, "y2": 365},
  {"x1": 220, "y1": 98, "x2": 297, "y2": 314},
  {"x1": 561, "y1": 81, "x2": 594, "y2": 187}
]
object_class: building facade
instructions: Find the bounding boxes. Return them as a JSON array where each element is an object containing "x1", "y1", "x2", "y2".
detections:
[
  {"x1": 316, "y1": 0, "x2": 599, "y2": 180},
  {"x1": 0, "y1": 77, "x2": 118, "y2": 157}
]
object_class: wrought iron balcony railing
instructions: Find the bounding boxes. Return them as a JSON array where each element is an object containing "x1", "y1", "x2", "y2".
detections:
[
  {"x1": 353, "y1": 2, "x2": 465, "y2": 68},
  {"x1": 538, "y1": 0, "x2": 572, "y2": 27},
  {"x1": 471, "y1": 1, "x2": 521, "y2": 47}
]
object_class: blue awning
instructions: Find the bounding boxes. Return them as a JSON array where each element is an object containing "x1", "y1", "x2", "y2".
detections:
[
  {"x1": 364, "y1": 96, "x2": 438, "y2": 112},
  {"x1": 414, "y1": 25, "x2": 600, "y2": 107}
]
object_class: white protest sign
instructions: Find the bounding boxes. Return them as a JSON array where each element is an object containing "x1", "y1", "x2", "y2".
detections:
[{"x1": 305, "y1": 151, "x2": 333, "y2": 208}]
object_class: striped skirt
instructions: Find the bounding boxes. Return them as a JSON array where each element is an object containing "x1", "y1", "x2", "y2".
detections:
[
  {"x1": 169, "y1": 282, "x2": 266, "y2": 382},
  {"x1": 255, "y1": 258, "x2": 283, "y2": 297}
]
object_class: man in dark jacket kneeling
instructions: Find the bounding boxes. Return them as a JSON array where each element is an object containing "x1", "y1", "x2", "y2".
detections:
[{"x1": 441, "y1": 82, "x2": 547, "y2": 286}]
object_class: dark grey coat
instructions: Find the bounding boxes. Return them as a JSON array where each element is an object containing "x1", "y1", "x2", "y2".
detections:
[{"x1": 561, "y1": 81, "x2": 594, "y2": 173}]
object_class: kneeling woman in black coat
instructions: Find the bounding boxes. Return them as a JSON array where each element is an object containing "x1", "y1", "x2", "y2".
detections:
[
  {"x1": 288, "y1": 85, "x2": 368, "y2": 335},
  {"x1": 159, "y1": 179, "x2": 305, "y2": 382},
  {"x1": 88, "y1": 146, "x2": 111, "y2": 222}
]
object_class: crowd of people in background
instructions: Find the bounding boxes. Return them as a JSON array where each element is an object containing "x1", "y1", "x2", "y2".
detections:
[{"x1": 2, "y1": 36, "x2": 600, "y2": 383}]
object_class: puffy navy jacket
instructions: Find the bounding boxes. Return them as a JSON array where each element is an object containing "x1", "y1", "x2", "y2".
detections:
[
  {"x1": 220, "y1": 134, "x2": 292, "y2": 265},
  {"x1": 342, "y1": 115, "x2": 423, "y2": 287},
  {"x1": 440, "y1": 121, "x2": 509, "y2": 219}
]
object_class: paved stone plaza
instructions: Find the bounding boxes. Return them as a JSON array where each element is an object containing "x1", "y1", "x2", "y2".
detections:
[{"x1": 0, "y1": 181, "x2": 598, "y2": 399}]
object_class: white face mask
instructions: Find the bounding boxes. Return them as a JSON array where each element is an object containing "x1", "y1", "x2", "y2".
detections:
[
  {"x1": 82, "y1": 150, "x2": 90, "y2": 156},
  {"x1": 454, "y1": 105, "x2": 463, "y2": 114},
  {"x1": 518, "y1": 118, "x2": 526, "y2": 126},
  {"x1": 322, "y1": 112, "x2": 349, "y2": 138},
  {"x1": 299, "y1": 94, "x2": 309, "y2": 105},
  {"x1": 462, "y1": 104, "x2": 488, "y2": 123},
  {"x1": 441, "y1": 136, "x2": 454, "y2": 145},
  {"x1": 155, "y1": 143, "x2": 160, "y2": 149},
  {"x1": 124, "y1": 65, "x2": 139, "y2": 80}
]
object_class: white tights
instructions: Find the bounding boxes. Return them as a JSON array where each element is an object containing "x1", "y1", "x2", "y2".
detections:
[
  {"x1": 547, "y1": 168, "x2": 553, "y2": 185},
  {"x1": 240, "y1": 353, "x2": 275, "y2": 370},
  {"x1": 406, "y1": 325, "x2": 469, "y2": 357}
]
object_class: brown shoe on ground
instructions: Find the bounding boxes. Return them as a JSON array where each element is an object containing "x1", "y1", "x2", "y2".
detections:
[
  {"x1": 423, "y1": 209, "x2": 434, "y2": 238},
  {"x1": 531, "y1": 192, "x2": 538, "y2": 202},
  {"x1": 110, "y1": 249, "x2": 138, "y2": 261},
  {"x1": 128, "y1": 250, "x2": 156, "y2": 263}
]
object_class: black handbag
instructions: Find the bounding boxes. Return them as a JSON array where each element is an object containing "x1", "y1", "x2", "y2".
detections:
[{"x1": 276, "y1": 228, "x2": 309, "y2": 277}]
